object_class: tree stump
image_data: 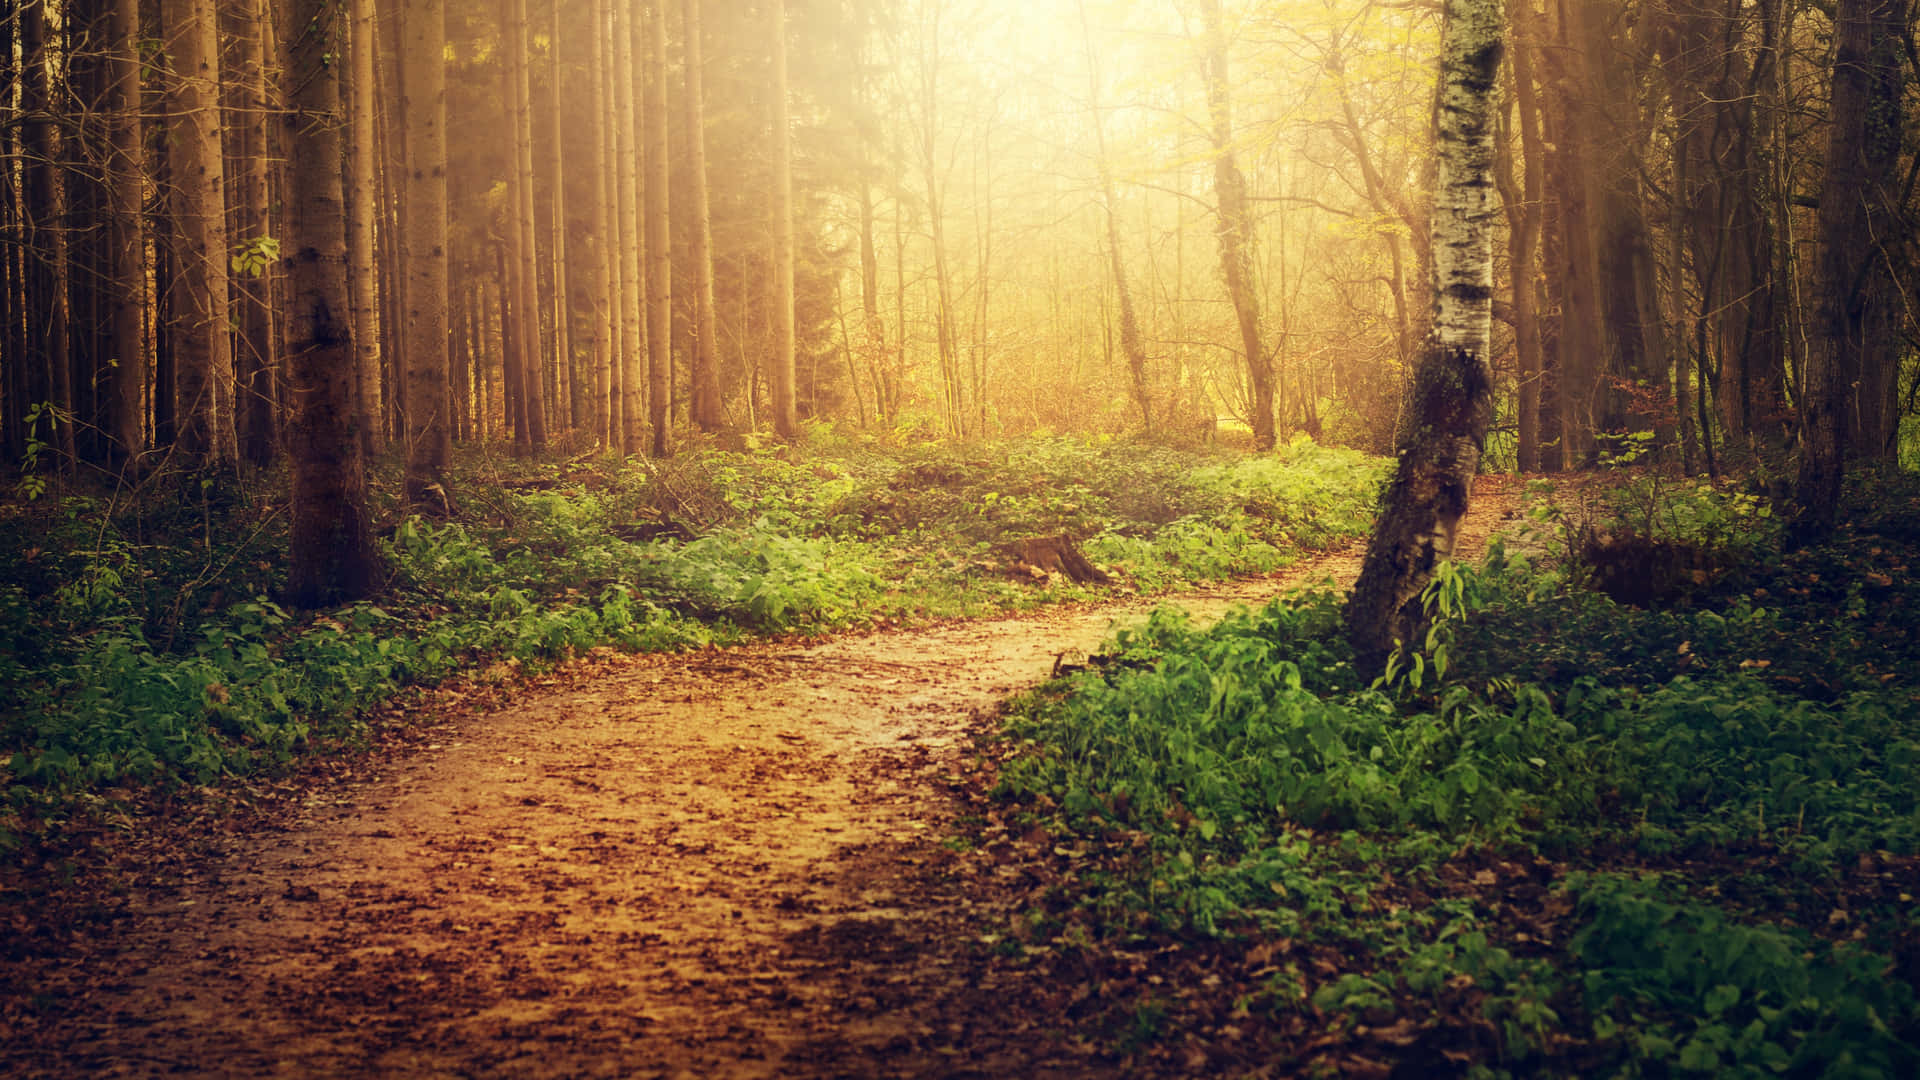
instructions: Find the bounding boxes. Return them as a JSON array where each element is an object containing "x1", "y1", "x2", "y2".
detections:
[{"x1": 995, "y1": 535, "x2": 1112, "y2": 585}]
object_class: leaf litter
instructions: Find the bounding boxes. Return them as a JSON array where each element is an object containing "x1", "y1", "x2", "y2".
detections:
[{"x1": 0, "y1": 481, "x2": 1524, "y2": 1079}]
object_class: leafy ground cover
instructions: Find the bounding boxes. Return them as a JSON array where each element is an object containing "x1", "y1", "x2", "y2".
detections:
[
  {"x1": 0, "y1": 434, "x2": 1384, "y2": 833},
  {"x1": 981, "y1": 467, "x2": 1920, "y2": 1077}
]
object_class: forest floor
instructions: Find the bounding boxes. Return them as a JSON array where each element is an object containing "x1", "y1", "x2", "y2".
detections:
[{"x1": 0, "y1": 483, "x2": 1523, "y2": 1077}]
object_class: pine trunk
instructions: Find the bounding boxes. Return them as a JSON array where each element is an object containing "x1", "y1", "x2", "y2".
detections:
[
  {"x1": 403, "y1": 0, "x2": 452, "y2": 503},
  {"x1": 683, "y1": 0, "x2": 724, "y2": 432},
  {"x1": 162, "y1": 0, "x2": 238, "y2": 469},
  {"x1": 282, "y1": 0, "x2": 379, "y2": 605},
  {"x1": 644, "y1": 0, "x2": 673, "y2": 455}
]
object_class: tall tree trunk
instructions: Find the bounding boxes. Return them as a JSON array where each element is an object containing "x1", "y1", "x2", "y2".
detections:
[
  {"x1": 768, "y1": 0, "x2": 799, "y2": 439},
  {"x1": 644, "y1": 0, "x2": 672, "y2": 455},
  {"x1": 1797, "y1": 0, "x2": 1905, "y2": 531},
  {"x1": 25, "y1": 0, "x2": 76, "y2": 473},
  {"x1": 229, "y1": 0, "x2": 278, "y2": 466},
  {"x1": 403, "y1": 0, "x2": 453, "y2": 505},
  {"x1": 1345, "y1": 0, "x2": 1502, "y2": 671},
  {"x1": 1197, "y1": 0, "x2": 1273, "y2": 450},
  {"x1": 586, "y1": 0, "x2": 616, "y2": 448},
  {"x1": 550, "y1": 0, "x2": 581, "y2": 435},
  {"x1": 616, "y1": 0, "x2": 646, "y2": 451},
  {"x1": 683, "y1": 0, "x2": 723, "y2": 432},
  {"x1": 163, "y1": 0, "x2": 238, "y2": 469},
  {"x1": 347, "y1": 0, "x2": 384, "y2": 456},
  {"x1": 1503, "y1": 0, "x2": 1543, "y2": 473},
  {"x1": 282, "y1": 0, "x2": 379, "y2": 606},
  {"x1": 508, "y1": 0, "x2": 548, "y2": 451},
  {"x1": 109, "y1": 0, "x2": 149, "y2": 466}
]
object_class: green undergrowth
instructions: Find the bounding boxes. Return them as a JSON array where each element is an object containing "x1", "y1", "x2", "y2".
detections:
[
  {"x1": 0, "y1": 432, "x2": 1384, "y2": 822},
  {"x1": 988, "y1": 470, "x2": 1920, "y2": 1076}
]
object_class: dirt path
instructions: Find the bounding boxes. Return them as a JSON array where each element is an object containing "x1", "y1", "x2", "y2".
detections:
[{"x1": 3, "y1": 481, "x2": 1520, "y2": 1079}]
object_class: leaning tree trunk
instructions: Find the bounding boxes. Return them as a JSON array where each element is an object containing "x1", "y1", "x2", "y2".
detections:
[
  {"x1": 282, "y1": 0, "x2": 379, "y2": 606},
  {"x1": 1344, "y1": 0, "x2": 1502, "y2": 672}
]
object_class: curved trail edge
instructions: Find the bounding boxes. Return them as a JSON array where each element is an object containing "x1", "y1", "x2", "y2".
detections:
[{"x1": 6, "y1": 479, "x2": 1521, "y2": 1079}]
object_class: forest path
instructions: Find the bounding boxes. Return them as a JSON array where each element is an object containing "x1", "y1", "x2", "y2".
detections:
[{"x1": 7, "y1": 480, "x2": 1522, "y2": 1079}]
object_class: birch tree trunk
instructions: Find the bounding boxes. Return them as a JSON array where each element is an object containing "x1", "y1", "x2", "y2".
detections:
[
  {"x1": 1344, "y1": 0, "x2": 1502, "y2": 671},
  {"x1": 283, "y1": 0, "x2": 379, "y2": 606}
]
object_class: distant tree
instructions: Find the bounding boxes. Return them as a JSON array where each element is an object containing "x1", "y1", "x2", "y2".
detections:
[
  {"x1": 1346, "y1": 0, "x2": 1502, "y2": 671},
  {"x1": 770, "y1": 0, "x2": 799, "y2": 439},
  {"x1": 684, "y1": 0, "x2": 724, "y2": 433},
  {"x1": 1196, "y1": 0, "x2": 1274, "y2": 451},
  {"x1": 108, "y1": 0, "x2": 148, "y2": 466},
  {"x1": 347, "y1": 0, "x2": 385, "y2": 455}
]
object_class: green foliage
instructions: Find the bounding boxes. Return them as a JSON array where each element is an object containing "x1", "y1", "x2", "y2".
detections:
[
  {"x1": 991, "y1": 481, "x2": 1920, "y2": 1073},
  {"x1": 1569, "y1": 873, "x2": 1920, "y2": 1078}
]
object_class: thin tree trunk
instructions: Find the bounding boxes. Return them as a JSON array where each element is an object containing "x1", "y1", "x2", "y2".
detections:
[
  {"x1": 227, "y1": 0, "x2": 277, "y2": 466},
  {"x1": 110, "y1": 0, "x2": 149, "y2": 466},
  {"x1": 769, "y1": 0, "x2": 798, "y2": 438},
  {"x1": 347, "y1": 0, "x2": 384, "y2": 456},
  {"x1": 283, "y1": 0, "x2": 379, "y2": 605},
  {"x1": 1345, "y1": 0, "x2": 1502, "y2": 670},
  {"x1": 1080, "y1": 0, "x2": 1151, "y2": 434},
  {"x1": 683, "y1": 0, "x2": 723, "y2": 432},
  {"x1": 1197, "y1": 0, "x2": 1273, "y2": 450},
  {"x1": 551, "y1": 0, "x2": 581, "y2": 434},
  {"x1": 644, "y1": 0, "x2": 672, "y2": 455},
  {"x1": 616, "y1": 0, "x2": 645, "y2": 451},
  {"x1": 587, "y1": 0, "x2": 615, "y2": 448},
  {"x1": 509, "y1": 0, "x2": 547, "y2": 451}
]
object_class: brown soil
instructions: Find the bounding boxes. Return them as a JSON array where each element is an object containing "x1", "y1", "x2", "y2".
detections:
[{"x1": 1, "y1": 481, "x2": 1521, "y2": 1079}]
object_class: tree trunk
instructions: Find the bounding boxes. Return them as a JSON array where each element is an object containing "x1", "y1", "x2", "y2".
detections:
[
  {"x1": 644, "y1": 0, "x2": 673, "y2": 455},
  {"x1": 109, "y1": 0, "x2": 149, "y2": 467},
  {"x1": 616, "y1": 0, "x2": 646, "y2": 452},
  {"x1": 1796, "y1": 0, "x2": 1905, "y2": 532},
  {"x1": 282, "y1": 0, "x2": 379, "y2": 605},
  {"x1": 508, "y1": 0, "x2": 548, "y2": 451},
  {"x1": 768, "y1": 0, "x2": 799, "y2": 439},
  {"x1": 1345, "y1": 0, "x2": 1502, "y2": 671},
  {"x1": 1197, "y1": 0, "x2": 1273, "y2": 450},
  {"x1": 403, "y1": 0, "x2": 453, "y2": 504},
  {"x1": 347, "y1": 0, "x2": 384, "y2": 456},
  {"x1": 584, "y1": 0, "x2": 615, "y2": 448},
  {"x1": 1503, "y1": 0, "x2": 1543, "y2": 473},
  {"x1": 163, "y1": 0, "x2": 238, "y2": 469},
  {"x1": 683, "y1": 0, "x2": 724, "y2": 432}
]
